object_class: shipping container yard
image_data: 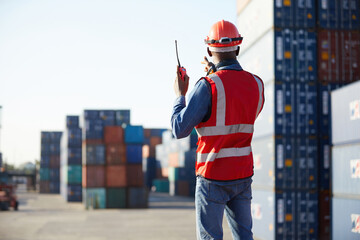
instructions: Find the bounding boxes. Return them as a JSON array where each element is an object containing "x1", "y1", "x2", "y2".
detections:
[{"x1": 1, "y1": 0, "x2": 360, "y2": 239}]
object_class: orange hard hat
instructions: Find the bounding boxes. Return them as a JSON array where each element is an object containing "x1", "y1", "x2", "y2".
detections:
[{"x1": 205, "y1": 20, "x2": 243, "y2": 48}]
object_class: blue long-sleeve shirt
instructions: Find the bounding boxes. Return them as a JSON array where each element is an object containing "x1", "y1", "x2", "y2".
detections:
[{"x1": 171, "y1": 59, "x2": 243, "y2": 139}]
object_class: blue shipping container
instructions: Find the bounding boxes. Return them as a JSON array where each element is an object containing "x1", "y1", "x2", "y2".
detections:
[
  {"x1": 40, "y1": 155, "x2": 50, "y2": 168},
  {"x1": 296, "y1": 83, "x2": 317, "y2": 136},
  {"x1": 318, "y1": 83, "x2": 344, "y2": 137},
  {"x1": 50, "y1": 132, "x2": 62, "y2": 143},
  {"x1": 275, "y1": 136, "x2": 297, "y2": 189},
  {"x1": 67, "y1": 184, "x2": 82, "y2": 202},
  {"x1": 49, "y1": 169, "x2": 60, "y2": 182},
  {"x1": 275, "y1": 81, "x2": 296, "y2": 136},
  {"x1": 68, "y1": 147, "x2": 82, "y2": 165},
  {"x1": 49, "y1": 181, "x2": 60, "y2": 193},
  {"x1": 99, "y1": 110, "x2": 115, "y2": 126},
  {"x1": 125, "y1": 125, "x2": 144, "y2": 144},
  {"x1": 296, "y1": 191, "x2": 318, "y2": 239},
  {"x1": 318, "y1": 0, "x2": 360, "y2": 29},
  {"x1": 318, "y1": 136, "x2": 331, "y2": 190},
  {"x1": 66, "y1": 116, "x2": 79, "y2": 129},
  {"x1": 274, "y1": 0, "x2": 316, "y2": 28},
  {"x1": 275, "y1": 29, "x2": 317, "y2": 82},
  {"x1": 115, "y1": 110, "x2": 130, "y2": 126},
  {"x1": 85, "y1": 144, "x2": 105, "y2": 165},
  {"x1": 67, "y1": 128, "x2": 82, "y2": 147},
  {"x1": 126, "y1": 144, "x2": 142, "y2": 164},
  {"x1": 84, "y1": 110, "x2": 100, "y2": 120},
  {"x1": 276, "y1": 190, "x2": 296, "y2": 239},
  {"x1": 85, "y1": 119, "x2": 104, "y2": 140}
]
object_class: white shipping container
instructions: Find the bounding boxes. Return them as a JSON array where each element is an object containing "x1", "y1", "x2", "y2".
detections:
[
  {"x1": 331, "y1": 80, "x2": 360, "y2": 145},
  {"x1": 236, "y1": 0, "x2": 273, "y2": 53},
  {"x1": 238, "y1": 30, "x2": 274, "y2": 84}
]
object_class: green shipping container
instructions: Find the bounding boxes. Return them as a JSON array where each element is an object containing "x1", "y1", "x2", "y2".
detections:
[
  {"x1": 68, "y1": 165, "x2": 82, "y2": 184},
  {"x1": 106, "y1": 188, "x2": 126, "y2": 208},
  {"x1": 40, "y1": 168, "x2": 50, "y2": 181},
  {"x1": 153, "y1": 179, "x2": 169, "y2": 193},
  {"x1": 83, "y1": 188, "x2": 106, "y2": 209}
]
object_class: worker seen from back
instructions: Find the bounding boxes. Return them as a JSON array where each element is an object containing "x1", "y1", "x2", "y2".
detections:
[{"x1": 171, "y1": 20, "x2": 265, "y2": 240}]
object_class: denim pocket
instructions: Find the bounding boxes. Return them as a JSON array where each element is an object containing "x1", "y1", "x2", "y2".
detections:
[{"x1": 208, "y1": 182, "x2": 227, "y2": 204}]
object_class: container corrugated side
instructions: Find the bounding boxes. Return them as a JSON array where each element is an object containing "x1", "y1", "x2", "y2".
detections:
[
  {"x1": 332, "y1": 143, "x2": 360, "y2": 198},
  {"x1": 252, "y1": 189, "x2": 275, "y2": 240},
  {"x1": 236, "y1": 0, "x2": 273, "y2": 53},
  {"x1": 83, "y1": 188, "x2": 106, "y2": 209},
  {"x1": 251, "y1": 135, "x2": 275, "y2": 189},
  {"x1": 331, "y1": 80, "x2": 360, "y2": 145},
  {"x1": 274, "y1": 0, "x2": 316, "y2": 28},
  {"x1": 332, "y1": 197, "x2": 360, "y2": 239}
]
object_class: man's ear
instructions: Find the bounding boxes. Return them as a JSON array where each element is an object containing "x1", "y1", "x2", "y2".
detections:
[
  {"x1": 207, "y1": 47, "x2": 212, "y2": 57},
  {"x1": 236, "y1": 46, "x2": 240, "y2": 56}
]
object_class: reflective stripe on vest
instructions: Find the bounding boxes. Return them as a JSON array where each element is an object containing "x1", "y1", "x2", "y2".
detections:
[
  {"x1": 252, "y1": 74, "x2": 264, "y2": 117},
  {"x1": 197, "y1": 146, "x2": 252, "y2": 163}
]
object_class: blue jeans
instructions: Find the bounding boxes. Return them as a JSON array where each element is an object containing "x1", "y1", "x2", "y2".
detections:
[{"x1": 195, "y1": 176, "x2": 253, "y2": 240}]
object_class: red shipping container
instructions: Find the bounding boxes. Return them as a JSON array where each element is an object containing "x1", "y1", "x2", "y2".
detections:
[
  {"x1": 177, "y1": 180, "x2": 190, "y2": 196},
  {"x1": 127, "y1": 164, "x2": 144, "y2": 187},
  {"x1": 49, "y1": 155, "x2": 60, "y2": 168},
  {"x1": 318, "y1": 190, "x2": 330, "y2": 240},
  {"x1": 82, "y1": 165, "x2": 105, "y2": 188},
  {"x1": 106, "y1": 143, "x2": 126, "y2": 165},
  {"x1": 39, "y1": 181, "x2": 50, "y2": 193},
  {"x1": 83, "y1": 139, "x2": 103, "y2": 145},
  {"x1": 143, "y1": 128, "x2": 151, "y2": 139},
  {"x1": 318, "y1": 30, "x2": 360, "y2": 83},
  {"x1": 149, "y1": 136, "x2": 162, "y2": 157},
  {"x1": 104, "y1": 126, "x2": 124, "y2": 144},
  {"x1": 106, "y1": 165, "x2": 127, "y2": 187}
]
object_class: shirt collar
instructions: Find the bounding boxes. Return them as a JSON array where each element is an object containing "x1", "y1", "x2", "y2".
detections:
[{"x1": 215, "y1": 59, "x2": 243, "y2": 71}]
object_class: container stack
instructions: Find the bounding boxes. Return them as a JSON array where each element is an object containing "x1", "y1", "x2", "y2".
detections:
[
  {"x1": 153, "y1": 130, "x2": 197, "y2": 197},
  {"x1": 142, "y1": 128, "x2": 166, "y2": 189},
  {"x1": 237, "y1": 0, "x2": 360, "y2": 239},
  {"x1": 40, "y1": 131, "x2": 62, "y2": 193},
  {"x1": 60, "y1": 116, "x2": 82, "y2": 202},
  {"x1": 237, "y1": 0, "x2": 318, "y2": 239},
  {"x1": 82, "y1": 109, "x2": 148, "y2": 209},
  {"x1": 331, "y1": 81, "x2": 360, "y2": 239},
  {"x1": 317, "y1": 1, "x2": 360, "y2": 238}
]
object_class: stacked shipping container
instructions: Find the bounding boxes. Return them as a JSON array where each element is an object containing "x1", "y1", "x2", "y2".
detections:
[
  {"x1": 142, "y1": 128, "x2": 166, "y2": 189},
  {"x1": 237, "y1": 0, "x2": 360, "y2": 239},
  {"x1": 153, "y1": 130, "x2": 197, "y2": 196},
  {"x1": 60, "y1": 116, "x2": 82, "y2": 202},
  {"x1": 82, "y1": 109, "x2": 148, "y2": 209},
  {"x1": 331, "y1": 81, "x2": 360, "y2": 239},
  {"x1": 39, "y1": 131, "x2": 62, "y2": 193}
]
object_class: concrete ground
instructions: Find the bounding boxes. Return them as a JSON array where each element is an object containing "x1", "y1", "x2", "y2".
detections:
[{"x1": 0, "y1": 184, "x2": 233, "y2": 240}]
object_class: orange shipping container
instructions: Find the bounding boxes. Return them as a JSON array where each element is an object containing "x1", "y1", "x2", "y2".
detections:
[
  {"x1": 104, "y1": 126, "x2": 124, "y2": 144},
  {"x1": 161, "y1": 167, "x2": 169, "y2": 178},
  {"x1": 168, "y1": 152, "x2": 179, "y2": 167},
  {"x1": 82, "y1": 165, "x2": 105, "y2": 188},
  {"x1": 106, "y1": 165, "x2": 127, "y2": 187},
  {"x1": 106, "y1": 143, "x2": 126, "y2": 165},
  {"x1": 127, "y1": 164, "x2": 144, "y2": 187}
]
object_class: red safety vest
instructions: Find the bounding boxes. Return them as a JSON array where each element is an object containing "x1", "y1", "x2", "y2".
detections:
[{"x1": 195, "y1": 69, "x2": 264, "y2": 180}]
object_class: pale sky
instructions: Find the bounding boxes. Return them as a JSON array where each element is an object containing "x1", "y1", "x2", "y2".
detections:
[{"x1": 0, "y1": 0, "x2": 237, "y2": 166}]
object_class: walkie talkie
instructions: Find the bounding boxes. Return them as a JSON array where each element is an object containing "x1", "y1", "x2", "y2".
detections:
[{"x1": 175, "y1": 40, "x2": 187, "y2": 81}]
